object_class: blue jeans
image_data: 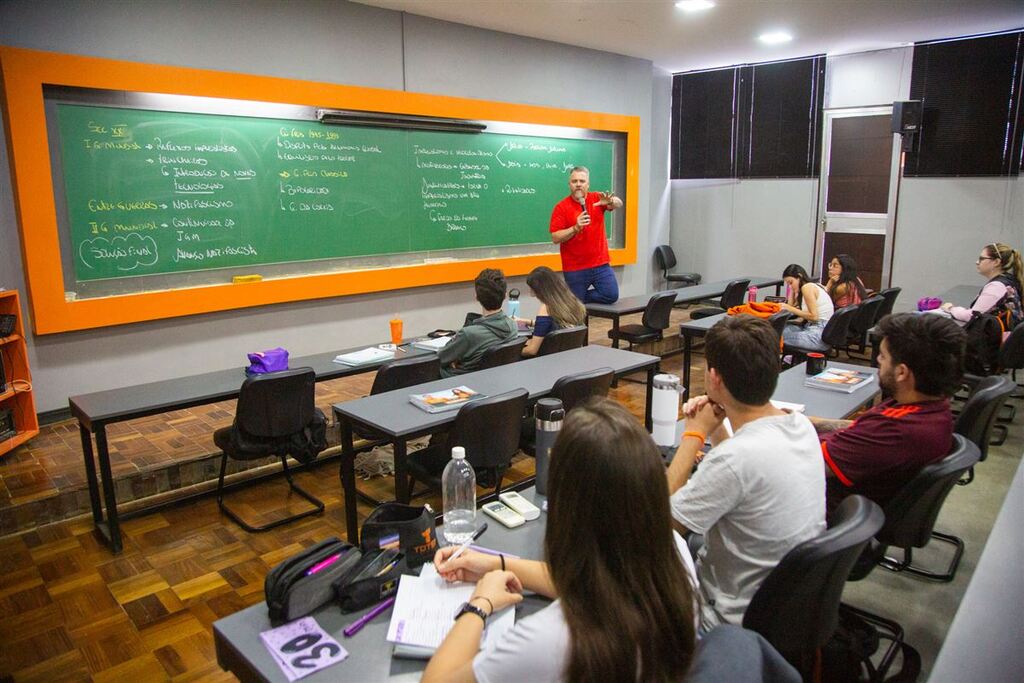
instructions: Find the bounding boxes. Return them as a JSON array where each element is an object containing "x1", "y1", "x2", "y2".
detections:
[{"x1": 564, "y1": 264, "x2": 619, "y2": 304}]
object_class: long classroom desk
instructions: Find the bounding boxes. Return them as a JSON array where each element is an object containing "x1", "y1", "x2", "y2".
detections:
[
  {"x1": 69, "y1": 343, "x2": 431, "y2": 554},
  {"x1": 585, "y1": 276, "x2": 783, "y2": 348},
  {"x1": 214, "y1": 487, "x2": 550, "y2": 682},
  {"x1": 333, "y1": 345, "x2": 660, "y2": 544}
]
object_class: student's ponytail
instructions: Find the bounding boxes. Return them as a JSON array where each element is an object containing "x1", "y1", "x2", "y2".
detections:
[{"x1": 993, "y1": 242, "x2": 1024, "y2": 294}]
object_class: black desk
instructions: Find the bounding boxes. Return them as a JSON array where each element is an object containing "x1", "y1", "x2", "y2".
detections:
[
  {"x1": 586, "y1": 276, "x2": 783, "y2": 347},
  {"x1": 214, "y1": 488, "x2": 549, "y2": 683},
  {"x1": 69, "y1": 343, "x2": 431, "y2": 554},
  {"x1": 333, "y1": 345, "x2": 660, "y2": 543},
  {"x1": 937, "y1": 284, "x2": 977, "y2": 308}
]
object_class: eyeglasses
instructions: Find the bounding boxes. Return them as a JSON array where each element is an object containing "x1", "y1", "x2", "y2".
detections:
[{"x1": 977, "y1": 255, "x2": 997, "y2": 263}]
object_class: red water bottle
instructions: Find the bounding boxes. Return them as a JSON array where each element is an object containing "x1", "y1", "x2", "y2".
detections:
[{"x1": 747, "y1": 285, "x2": 758, "y2": 303}]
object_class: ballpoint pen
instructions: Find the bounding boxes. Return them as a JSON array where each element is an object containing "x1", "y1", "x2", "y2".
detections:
[
  {"x1": 343, "y1": 596, "x2": 396, "y2": 638},
  {"x1": 446, "y1": 523, "x2": 488, "y2": 564}
]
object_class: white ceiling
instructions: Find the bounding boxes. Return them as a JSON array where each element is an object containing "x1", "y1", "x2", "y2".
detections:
[{"x1": 354, "y1": 0, "x2": 1024, "y2": 73}]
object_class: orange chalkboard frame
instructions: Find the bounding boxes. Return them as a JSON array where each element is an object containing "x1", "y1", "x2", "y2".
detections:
[{"x1": 0, "y1": 47, "x2": 639, "y2": 334}]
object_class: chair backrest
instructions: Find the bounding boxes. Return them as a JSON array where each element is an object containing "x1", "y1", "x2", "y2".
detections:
[
  {"x1": 654, "y1": 244, "x2": 677, "y2": 275},
  {"x1": 953, "y1": 375, "x2": 1016, "y2": 462},
  {"x1": 538, "y1": 325, "x2": 588, "y2": 356},
  {"x1": 878, "y1": 434, "x2": 981, "y2": 549},
  {"x1": 370, "y1": 355, "x2": 441, "y2": 395},
  {"x1": 743, "y1": 495, "x2": 883, "y2": 658},
  {"x1": 848, "y1": 295, "x2": 885, "y2": 339},
  {"x1": 236, "y1": 367, "x2": 316, "y2": 438},
  {"x1": 450, "y1": 388, "x2": 530, "y2": 469},
  {"x1": 819, "y1": 304, "x2": 859, "y2": 348},
  {"x1": 641, "y1": 290, "x2": 678, "y2": 331},
  {"x1": 767, "y1": 311, "x2": 792, "y2": 340},
  {"x1": 875, "y1": 287, "x2": 902, "y2": 322},
  {"x1": 478, "y1": 336, "x2": 528, "y2": 370},
  {"x1": 720, "y1": 279, "x2": 752, "y2": 310},
  {"x1": 551, "y1": 367, "x2": 614, "y2": 412},
  {"x1": 998, "y1": 322, "x2": 1024, "y2": 370}
]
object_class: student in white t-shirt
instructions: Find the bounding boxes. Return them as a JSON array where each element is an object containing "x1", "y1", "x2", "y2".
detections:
[
  {"x1": 422, "y1": 398, "x2": 698, "y2": 683},
  {"x1": 667, "y1": 315, "x2": 826, "y2": 631}
]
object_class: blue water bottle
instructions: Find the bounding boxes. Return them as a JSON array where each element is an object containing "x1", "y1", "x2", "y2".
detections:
[{"x1": 507, "y1": 288, "x2": 520, "y2": 319}]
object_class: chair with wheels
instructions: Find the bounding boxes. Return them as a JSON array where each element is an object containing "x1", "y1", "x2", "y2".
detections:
[
  {"x1": 607, "y1": 291, "x2": 677, "y2": 350},
  {"x1": 519, "y1": 367, "x2": 614, "y2": 455},
  {"x1": 213, "y1": 367, "x2": 327, "y2": 532},
  {"x1": 478, "y1": 336, "x2": 528, "y2": 369},
  {"x1": 407, "y1": 388, "x2": 530, "y2": 496},
  {"x1": 654, "y1": 245, "x2": 701, "y2": 289},
  {"x1": 690, "y1": 278, "x2": 751, "y2": 320},
  {"x1": 742, "y1": 495, "x2": 884, "y2": 679},
  {"x1": 537, "y1": 325, "x2": 588, "y2": 356},
  {"x1": 953, "y1": 375, "x2": 1015, "y2": 484}
]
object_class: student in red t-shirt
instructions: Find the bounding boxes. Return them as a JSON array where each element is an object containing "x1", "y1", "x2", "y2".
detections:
[
  {"x1": 549, "y1": 166, "x2": 622, "y2": 304},
  {"x1": 810, "y1": 313, "x2": 966, "y2": 514}
]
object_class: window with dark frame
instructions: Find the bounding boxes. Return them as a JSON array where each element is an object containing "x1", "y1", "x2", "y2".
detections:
[{"x1": 905, "y1": 30, "x2": 1024, "y2": 177}]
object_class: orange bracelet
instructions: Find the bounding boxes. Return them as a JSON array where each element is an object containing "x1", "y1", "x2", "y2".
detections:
[{"x1": 682, "y1": 431, "x2": 706, "y2": 444}]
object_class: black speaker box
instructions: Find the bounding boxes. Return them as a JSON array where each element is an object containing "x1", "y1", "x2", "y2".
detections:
[
  {"x1": 0, "y1": 408, "x2": 14, "y2": 441},
  {"x1": 892, "y1": 100, "x2": 922, "y2": 134}
]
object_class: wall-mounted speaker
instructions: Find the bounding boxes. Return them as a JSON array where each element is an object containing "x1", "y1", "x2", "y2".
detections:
[{"x1": 892, "y1": 100, "x2": 922, "y2": 135}]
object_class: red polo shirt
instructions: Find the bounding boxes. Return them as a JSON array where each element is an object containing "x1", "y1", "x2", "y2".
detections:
[
  {"x1": 821, "y1": 398, "x2": 953, "y2": 512},
  {"x1": 549, "y1": 192, "x2": 610, "y2": 272}
]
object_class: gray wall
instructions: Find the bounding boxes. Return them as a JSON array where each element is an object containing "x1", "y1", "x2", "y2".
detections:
[
  {"x1": 668, "y1": 46, "x2": 1024, "y2": 310},
  {"x1": 0, "y1": 0, "x2": 662, "y2": 411}
]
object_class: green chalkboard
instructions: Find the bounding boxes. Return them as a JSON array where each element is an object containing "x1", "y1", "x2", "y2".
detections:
[{"x1": 55, "y1": 104, "x2": 614, "y2": 282}]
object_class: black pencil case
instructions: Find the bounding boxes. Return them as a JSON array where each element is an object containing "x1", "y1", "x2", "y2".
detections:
[
  {"x1": 265, "y1": 537, "x2": 360, "y2": 623},
  {"x1": 333, "y1": 547, "x2": 407, "y2": 613}
]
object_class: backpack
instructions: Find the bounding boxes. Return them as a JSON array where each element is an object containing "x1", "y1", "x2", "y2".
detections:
[{"x1": 962, "y1": 312, "x2": 1003, "y2": 376}]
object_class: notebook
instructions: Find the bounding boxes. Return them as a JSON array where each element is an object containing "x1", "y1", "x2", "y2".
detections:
[
  {"x1": 333, "y1": 347, "x2": 395, "y2": 366},
  {"x1": 412, "y1": 336, "x2": 454, "y2": 352}
]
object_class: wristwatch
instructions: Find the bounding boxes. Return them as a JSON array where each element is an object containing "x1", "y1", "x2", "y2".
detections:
[{"x1": 455, "y1": 601, "x2": 488, "y2": 624}]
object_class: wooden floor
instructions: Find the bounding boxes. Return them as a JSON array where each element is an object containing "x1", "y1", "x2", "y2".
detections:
[{"x1": 0, "y1": 311, "x2": 705, "y2": 681}]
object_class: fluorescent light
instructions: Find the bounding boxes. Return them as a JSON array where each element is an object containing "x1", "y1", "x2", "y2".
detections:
[
  {"x1": 759, "y1": 31, "x2": 793, "y2": 45},
  {"x1": 675, "y1": 0, "x2": 715, "y2": 12}
]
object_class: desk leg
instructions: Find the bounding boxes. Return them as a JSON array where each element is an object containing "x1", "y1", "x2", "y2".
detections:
[
  {"x1": 610, "y1": 316, "x2": 620, "y2": 349},
  {"x1": 645, "y1": 364, "x2": 657, "y2": 431},
  {"x1": 78, "y1": 424, "x2": 103, "y2": 524},
  {"x1": 682, "y1": 334, "x2": 693, "y2": 397},
  {"x1": 339, "y1": 417, "x2": 359, "y2": 545},
  {"x1": 95, "y1": 427, "x2": 122, "y2": 554},
  {"x1": 394, "y1": 440, "x2": 410, "y2": 504}
]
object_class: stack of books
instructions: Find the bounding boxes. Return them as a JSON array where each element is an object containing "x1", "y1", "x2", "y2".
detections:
[
  {"x1": 333, "y1": 347, "x2": 395, "y2": 366},
  {"x1": 804, "y1": 368, "x2": 875, "y2": 393},
  {"x1": 409, "y1": 386, "x2": 481, "y2": 413}
]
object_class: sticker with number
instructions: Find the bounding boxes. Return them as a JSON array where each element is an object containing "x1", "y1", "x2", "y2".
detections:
[{"x1": 260, "y1": 616, "x2": 348, "y2": 681}]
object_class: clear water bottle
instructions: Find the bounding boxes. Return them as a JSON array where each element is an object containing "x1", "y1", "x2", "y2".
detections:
[
  {"x1": 507, "y1": 288, "x2": 521, "y2": 319},
  {"x1": 442, "y1": 446, "x2": 476, "y2": 544}
]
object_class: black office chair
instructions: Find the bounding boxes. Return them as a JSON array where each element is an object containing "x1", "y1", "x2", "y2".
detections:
[
  {"x1": 767, "y1": 310, "x2": 792, "y2": 341},
  {"x1": 537, "y1": 325, "x2": 588, "y2": 356},
  {"x1": 520, "y1": 367, "x2": 614, "y2": 455},
  {"x1": 213, "y1": 367, "x2": 327, "y2": 533},
  {"x1": 607, "y1": 291, "x2": 676, "y2": 350},
  {"x1": 953, "y1": 375, "x2": 1015, "y2": 484},
  {"x1": 353, "y1": 355, "x2": 442, "y2": 445},
  {"x1": 783, "y1": 304, "x2": 859, "y2": 362},
  {"x1": 478, "y1": 336, "x2": 528, "y2": 369},
  {"x1": 1000, "y1": 322, "x2": 1024, "y2": 390},
  {"x1": 743, "y1": 495, "x2": 883, "y2": 679},
  {"x1": 406, "y1": 388, "x2": 529, "y2": 496},
  {"x1": 653, "y1": 245, "x2": 701, "y2": 290},
  {"x1": 875, "y1": 287, "x2": 901, "y2": 321},
  {"x1": 690, "y1": 278, "x2": 750, "y2": 319},
  {"x1": 840, "y1": 295, "x2": 884, "y2": 357}
]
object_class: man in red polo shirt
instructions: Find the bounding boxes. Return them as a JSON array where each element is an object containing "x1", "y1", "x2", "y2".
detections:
[
  {"x1": 549, "y1": 166, "x2": 622, "y2": 303},
  {"x1": 811, "y1": 313, "x2": 966, "y2": 514}
]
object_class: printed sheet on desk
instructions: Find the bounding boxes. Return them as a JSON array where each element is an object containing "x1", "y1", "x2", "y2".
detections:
[{"x1": 386, "y1": 562, "x2": 515, "y2": 657}]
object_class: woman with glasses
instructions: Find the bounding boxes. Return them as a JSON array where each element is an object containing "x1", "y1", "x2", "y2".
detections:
[
  {"x1": 824, "y1": 254, "x2": 868, "y2": 308},
  {"x1": 941, "y1": 242, "x2": 1023, "y2": 337}
]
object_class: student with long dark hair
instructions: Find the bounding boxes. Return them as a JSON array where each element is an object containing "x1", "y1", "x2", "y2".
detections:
[
  {"x1": 423, "y1": 398, "x2": 698, "y2": 682},
  {"x1": 517, "y1": 266, "x2": 587, "y2": 357},
  {"x1": 779, "y1": 264, "x2": 834, "y2": 347},
  {"x1": 825, "y1": 254, "x2": 868, "y2": 308}
]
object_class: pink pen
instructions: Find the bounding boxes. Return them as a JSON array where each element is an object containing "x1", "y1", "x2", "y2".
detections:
[{"x1": 306, "y1": 553, "x2": 342, "y2": 576}]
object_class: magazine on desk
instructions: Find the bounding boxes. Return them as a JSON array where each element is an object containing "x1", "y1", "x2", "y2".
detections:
[
  {"x1": 804, "y1": 368, "x2": 875, "y2": 394},
  {"x1": 409, "y1": 386, "x2": 482, "y2": 413}
]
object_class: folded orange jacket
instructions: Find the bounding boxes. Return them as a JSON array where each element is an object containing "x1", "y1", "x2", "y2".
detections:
[{"x1": 727, "y1": 301, "x2": 782, "y2": 318}]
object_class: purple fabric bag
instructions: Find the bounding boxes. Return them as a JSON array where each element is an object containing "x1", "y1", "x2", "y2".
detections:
[
  {"x1": 246, "y1": 347, "x2": 289, "y2": 374},
  {"x1": 917, "y1": 297, "x2": 943, "y2": 312}
]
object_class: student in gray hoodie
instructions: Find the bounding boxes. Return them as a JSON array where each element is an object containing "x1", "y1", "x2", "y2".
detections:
[{"x1": 438, "y1": 268, "x2": 518, "y2": 378}]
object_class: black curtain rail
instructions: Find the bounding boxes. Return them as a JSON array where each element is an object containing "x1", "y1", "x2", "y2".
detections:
[{"x1": 316, "y1": 109, "x2": 486, "y2": 133}]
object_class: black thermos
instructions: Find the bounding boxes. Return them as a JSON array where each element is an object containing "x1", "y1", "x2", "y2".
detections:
[{"x1": 534, "y1": 398, "x2": 564, "y2": 496}]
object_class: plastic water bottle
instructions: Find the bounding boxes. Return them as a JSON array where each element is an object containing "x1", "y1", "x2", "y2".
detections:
[
  {"x1": 507, "y1": 288, "x2": 521, "y2": 319},
  {"x1": 442, "y1": 446, "x2": 476, "y2": 544},
  {"x1": 747, "y1": 285, "x2": 758, "y2": 303}
]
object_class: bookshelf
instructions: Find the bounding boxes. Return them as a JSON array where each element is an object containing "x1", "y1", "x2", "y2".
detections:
[{"x1": 0, "y1": 290, "x2": 39, "y2": 456}]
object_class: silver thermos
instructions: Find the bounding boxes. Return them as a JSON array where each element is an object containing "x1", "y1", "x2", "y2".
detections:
[{"x1": 534, "y1": 398, "x2": 564, "y2": 497}]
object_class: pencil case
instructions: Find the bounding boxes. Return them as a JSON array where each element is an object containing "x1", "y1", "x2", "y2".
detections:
[
  {"x1": 333, "y1": 547, "x2": 407, "y2": 613},
  {"x1": 359, "y1": 502, "x2": 439, "y2": 569},
  {"x1": 265, "y1": 537, "x2": 360, "y2": 623}
]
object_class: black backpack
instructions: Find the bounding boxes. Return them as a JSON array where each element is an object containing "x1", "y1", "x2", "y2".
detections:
[{"x1": 962, "y1": 312, "x2": 1003, "y2": 375}]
